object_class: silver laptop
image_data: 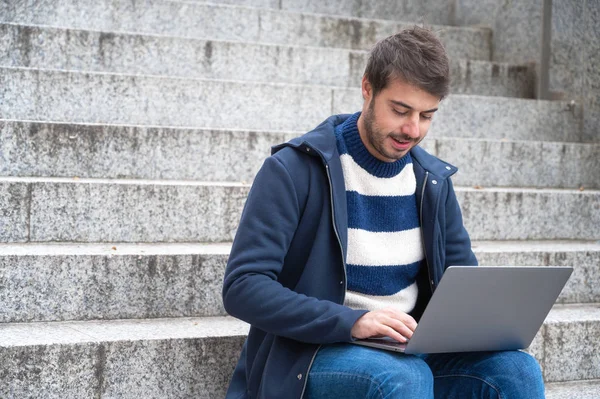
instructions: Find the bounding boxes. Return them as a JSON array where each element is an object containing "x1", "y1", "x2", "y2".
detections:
[{"x1": 354, "y1": 266, "x2": 572, "y2": 354}]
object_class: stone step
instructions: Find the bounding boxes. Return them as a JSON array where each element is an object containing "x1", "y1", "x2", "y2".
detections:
[
  {"x1": 2, "y1": 120, "x2": 597, "y2": 188},
  {"x1": 474, "y1": 241, "x2": 600, "y2": 306},
  {"x1": 0, "y1": 1, "x2": 491, "y2": 58},
  {"x1": 0, "y1": 316, "x2": 249, "y2": 398},
  {"x1": 0, "y1": 120, "x2": 294, "y2": 183},
  {"x1": 458, "y1": 187, "x2": 600, "y2": 241},
  {"x1": 164, "y1": 0, "x2": 454, "y2": 25},
  {"x1": 0, "y1": 241, "x2": 597, "y2": 323},
  {"x1": 190, "y1": 0, "x2": 278, "y2": 9},
  {"x1": 539, "y1": 304, "x2": 600, "y2": 383},
  {"x1": 0, "y1": 67, "x2": 582, "y2": 142},
  {"x1": 546, "y1": 379, "x2": 600, "y2": 399},
  {"x1": 1, "y1": 305, "x2": 598, "y2": 396},
  {"x1": 0, "y1": 177, "x2": 599, "y2": 243},
  {"x1": 436, "y1": 138, "x2": 599, "y2": 189},
  {"x1": 0, "y1": 242, "x2": 232, "y2": 323},
  {"x1": 0, "y1": 23, "x2": 530, "y2": 98},
  {"x1": 0, "y1": 177, "x2": 248, "y2": 243}
]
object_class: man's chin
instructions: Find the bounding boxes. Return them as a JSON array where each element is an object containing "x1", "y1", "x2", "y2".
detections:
[
  {"x1": 380, "y1": 150, "x2": 409, "y2": 162},
  {"x1": 371, "y1": 142, "x2": 411, "y2": 162}
]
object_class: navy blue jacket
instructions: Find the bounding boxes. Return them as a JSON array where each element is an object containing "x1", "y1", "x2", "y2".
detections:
[{"x1": 222, "y1": 114, "x2": 478, "y2": 399}]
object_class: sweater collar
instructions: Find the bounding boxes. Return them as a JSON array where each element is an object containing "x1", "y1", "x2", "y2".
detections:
[{"x1": 335, "y1": 112, "x2": 411, "y2": 178}]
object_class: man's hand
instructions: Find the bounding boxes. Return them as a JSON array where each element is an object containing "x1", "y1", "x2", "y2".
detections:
[{"x1": 351, "y1": 308, "x2": 417, "y2": 343}]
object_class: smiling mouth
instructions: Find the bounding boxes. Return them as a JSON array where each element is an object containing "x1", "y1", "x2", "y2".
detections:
[{"x1": 391, "y1": 137, "x2": 412, "y2": 149}]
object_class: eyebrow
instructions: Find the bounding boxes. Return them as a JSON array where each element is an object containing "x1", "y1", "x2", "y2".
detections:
[{"x1": 391, "y1": 100, "x2": 438, "y2": 113}]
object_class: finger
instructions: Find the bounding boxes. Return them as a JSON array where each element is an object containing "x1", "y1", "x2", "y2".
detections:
[
  {"x1": 400, "y1": 314, "x2": 418, "y2": 332},
  {"x1": 384, "y1": 309, "x2": 418, "y2": 332},
  {"x1": 381, "y1": 308, "x2": 418, "y2": 331},
  {"x1": 377, "y1": 325, "x2": 408, "y2": 343},
  {"x1": 380, "y1": 316, "x2": 415, "y2": 339}
]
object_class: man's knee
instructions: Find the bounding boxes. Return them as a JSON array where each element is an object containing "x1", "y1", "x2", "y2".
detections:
[
  {"x1": 485, "y1": 351, "x2": 545, "y2": 397},
  {"x1": 378, "y1": 355, "x2": 434, "y2": 398},
  {"x1": 307, "y1": 345, "x2": 434, "y2": 399},
  {"x1": 425, "y1": 350, "x2": 544, "y2": 398},
  {"x1": 489, "y1": 351, "x2": 542, "y2": 377},
  {"x1": 503, "y1": 351, "x2": 543, "y2": 382}
]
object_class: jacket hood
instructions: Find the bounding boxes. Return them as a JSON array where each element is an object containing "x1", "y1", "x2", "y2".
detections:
[
  {"x1": 272, "y1": 114, "x2": 458, "y2": 179},
  {"x1": 272, "y1": 114, "x2": 346, "y2": 162}
]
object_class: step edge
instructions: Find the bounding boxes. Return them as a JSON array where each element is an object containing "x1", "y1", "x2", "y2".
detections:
[{"x1": 0, "y1": 316, "x2": 249, "y2": 347}]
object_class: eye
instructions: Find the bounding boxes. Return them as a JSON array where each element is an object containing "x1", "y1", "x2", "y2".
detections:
[
  {"x1": 421, "y1": 114, "x2": 433, "y2": 120},
  {"x1": 393, "y1": 109, "x2": 408, "y2": 116}
]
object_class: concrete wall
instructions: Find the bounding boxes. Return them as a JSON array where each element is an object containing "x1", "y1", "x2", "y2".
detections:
[
  {"x1": 453, "y1": 0, "x2": 599, "y2": 142},
  {"x1": 550, "y1": 0, "x2": 599, "y2": 142},
  {"x1": 454, "y1": 0, "x2": 544, "y2": 65}
]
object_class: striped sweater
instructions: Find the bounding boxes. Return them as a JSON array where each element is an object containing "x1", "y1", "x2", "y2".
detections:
[{"x1": 336, "y1": 113, "x2": 424, "y2": 313}]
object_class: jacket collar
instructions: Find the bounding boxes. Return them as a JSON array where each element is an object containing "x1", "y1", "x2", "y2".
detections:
[
  {"x1": 410, "y1": 146, "x2": 458, "y2": 179},
  {"x1": 272, "y1": 114, "x2": 458, "y2": 178}
]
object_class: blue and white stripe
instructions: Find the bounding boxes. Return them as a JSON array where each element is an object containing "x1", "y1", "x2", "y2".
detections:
[{"x1": 336, "y1": 112, "x2": 424, "y2": 313}]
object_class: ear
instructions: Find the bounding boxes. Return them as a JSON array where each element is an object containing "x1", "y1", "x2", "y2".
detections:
[{"x1": 361, "y1": 75, "x2": 373, "y2": 101}]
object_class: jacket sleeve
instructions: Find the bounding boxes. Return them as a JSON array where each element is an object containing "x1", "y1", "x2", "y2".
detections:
[
  {"x1": 222, "y1": 154, "x2": 367, "y2": 344},
  {"x1": 444, "y1": 178, "x2": 478, "y2": 268}
]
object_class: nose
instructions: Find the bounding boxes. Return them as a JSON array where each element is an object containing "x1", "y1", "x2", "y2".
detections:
[{"x1": 400, "y1": 113, "x2": 420, "y2": 138}]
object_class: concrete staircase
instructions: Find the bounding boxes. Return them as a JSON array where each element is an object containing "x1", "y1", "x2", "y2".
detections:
[{"x1": 0, "y1": 1, "x2": 598, "y2": 397}]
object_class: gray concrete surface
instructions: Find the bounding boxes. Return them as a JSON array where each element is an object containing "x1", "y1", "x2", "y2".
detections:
[
  {"x1": 2, "y1": 241, "x2": 598, "y2": 323},
  {"x1": 0, "y1": 24, "x2": 525, "y2": 96},
  {"x1": 168, "y1": 0, "x2": 453, "y2": 25},
  {"x1": 0, "y1": 307, "x2": 598, "y2": 395},
  {"x1": 437, "y1": 138, "x2": 600, "y2": 189},
  {"x1": 0, "y1": 252, "x2": 228, "y2": 322},
  {"x1": 546, "y1": 380, "x2": 600, "y2": 399},
  {"x1": 0, "y1": 182, "x2": 29, "y2": 242},
  {"x1": 25, "y1": 178, "x2": 249, "y2": 243},
  {"x1": 0, "y1": 316, "x2": 248, "y2": 399},
  {"x1": 279, "y1": 0, "x2": 453, "y2": 25},
  {"x1": 457, "y1": 187, "x2": 600, "y2": 241},
  {"x1": 0, "y1": 67, "x2": 332, "y2": 132},
  {"x1": 0, "y1": 1, "x2": 491, "y2": 57},
  {"x1": 549, "y1": 0, "x2": 600, "y2": 142},
  {"x1": 0, "y1": 68, "x2": 581, "y2": 140},
  {"x1": 450, "y1": 60, "x2": 534, "y2": 98},
  {"x1": 455, "y1": 0, "x2": 543, "y2": 65},
  {"x1": 543, "y1": 304, "x2": 600, "y2": 382},
  {"x1": 3, "y1": 121, "x2": 596, "y2": 187},
  {"x1": 0, "y1": 121, "x2": 294, "y2": 182},
  {"x1": 180, "y1": 0, "x2": 279, "y2": 7},
  {"x1": 1, "y1": 179, "x2": 599, "y2": 243}
]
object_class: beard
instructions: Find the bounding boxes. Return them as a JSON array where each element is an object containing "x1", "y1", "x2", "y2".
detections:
[{"x1": 362, "y1": 100, "x2": 416, "y2": 162}]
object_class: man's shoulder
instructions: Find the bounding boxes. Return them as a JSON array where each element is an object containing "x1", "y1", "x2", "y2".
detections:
[
  {"x1": 266, "y1": 138, "x2": 324, "y2": 182},
  {"x1": 272, "y1": 114, "x2": 351, "y2": 161}
]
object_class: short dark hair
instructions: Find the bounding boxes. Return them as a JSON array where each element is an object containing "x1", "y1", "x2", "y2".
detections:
[{"x1": 364, "y1": 26, "x2": 450, "y2": 99}]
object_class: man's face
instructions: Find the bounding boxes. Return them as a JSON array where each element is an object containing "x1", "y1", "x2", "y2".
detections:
[{"x1": 357, "y1": 76, "x2": 440, "y2": 162}]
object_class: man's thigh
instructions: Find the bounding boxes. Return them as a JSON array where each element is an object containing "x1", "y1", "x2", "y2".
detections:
[
  {"x1": 306, "y1": 343, "x2": 433, "y2": 399},
  {"x1": 421, "y1": 350, "x2": 545, "y2": 399}
]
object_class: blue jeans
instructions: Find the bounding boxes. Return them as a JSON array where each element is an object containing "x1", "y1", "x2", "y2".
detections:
[{"x1": 305, "y1": 343, "x2": 545, "y2": 399}]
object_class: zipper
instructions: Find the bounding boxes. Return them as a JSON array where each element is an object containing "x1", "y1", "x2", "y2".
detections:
[
  {"x1": 324, "y1": 163, "x2": 348, "y2": 299},
  {"x1": 419, "y1": 171, "x2": 434, "y2": 293},
  {"x1": 299, "y1": 344, "x2": 321, "y2": 399},
  {"x1": 300, "y1": 161, "x2": 347, "y2": 398}
]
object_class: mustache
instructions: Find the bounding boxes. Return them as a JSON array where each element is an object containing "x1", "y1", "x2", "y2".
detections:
[{"x1": 389, "y1": 134, "x2": 415, "y2": 142}]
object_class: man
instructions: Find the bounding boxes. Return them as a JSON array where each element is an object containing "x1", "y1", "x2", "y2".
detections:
[{"x1": 222, "y1": 27, "x2": 545, "y2": 398}]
